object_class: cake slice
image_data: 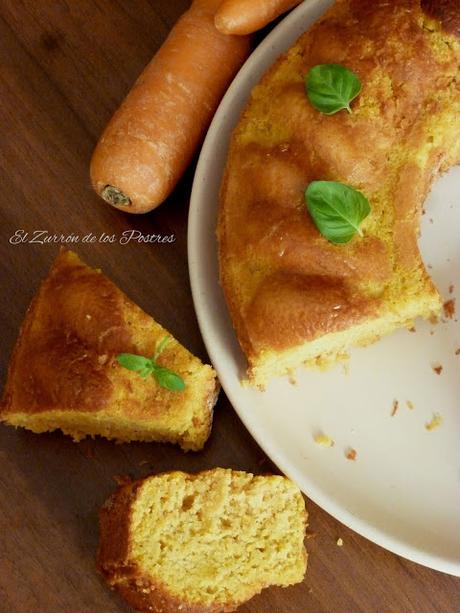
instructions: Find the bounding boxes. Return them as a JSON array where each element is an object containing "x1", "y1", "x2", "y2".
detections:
[
  {"x1": 98, "y1": 468, "x2": 307, "y2": 612},
  {"x1": 0, "y1": 250, "x2": 218, "y2": 451}
]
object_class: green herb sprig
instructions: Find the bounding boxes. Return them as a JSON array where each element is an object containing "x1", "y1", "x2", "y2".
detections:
[
  {"x1": 305, "y1": 64, "x2": 361, "y2": 115},
  {"x1": 305, "y1": 181, "x2": 370, "y2": 244},
  {"x1": 117, "y1": 336, "x2": 185, "y2": 392}
]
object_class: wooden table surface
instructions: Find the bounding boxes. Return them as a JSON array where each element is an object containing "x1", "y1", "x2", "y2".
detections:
[{"x1": 1, "y1": 1, "x2": 459, "y2": 611}]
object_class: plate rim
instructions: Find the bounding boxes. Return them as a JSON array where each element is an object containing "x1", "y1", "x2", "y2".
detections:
[{"x1": 188, "y1": 0, "x2": 460, "y2": 577}]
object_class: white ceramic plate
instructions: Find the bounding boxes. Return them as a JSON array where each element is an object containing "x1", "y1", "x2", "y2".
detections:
[{"x1": 188, "y1": 0, "x2": 460, "y2": 575}]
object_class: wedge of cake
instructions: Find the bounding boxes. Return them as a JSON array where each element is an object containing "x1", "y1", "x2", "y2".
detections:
[
  {"x1": 98, "y1": 468, "x2": 307, "y2": 612},
  {"x1": 1, "y1": 250, "x2": 218, "y2": 451},
  {"x1": 218, "y1": 0, "x2": 460, "y2": 386}
]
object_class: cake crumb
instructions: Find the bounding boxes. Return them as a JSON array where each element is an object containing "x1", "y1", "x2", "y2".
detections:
[
  {"x1": 431, "y1": 363, "x2": 443, "y2": 375},
  {"x1": 391, "y1": 399, "x2": 399, "y2": 417},
  {"x1": 443, "y1": 299, "x2": 456, "y2": 319},
  {"x1": 314, "y1": 433, "x2": 334, "y2": 447},
  {"x1": 406, "y1": 400, "x2": 414, "y2": 410},
  {"x1": 345, "y1": 448, "x2": 357, "y2": 461},
  {"x1": 425, "y1": 413, "x2": 443, "y2": 432},
  {"x1": 341, "y1": 362, "x2": 350, "y2": 375},
  {"x1": 449, "y1": 284, "x2": 454, "y2": 294},
  {"x1": 456, "y1": 348, "x2": 460, "y2": 356},
  {"x1": 408, "y1": 326, "x2": 416, "y2": 333},
  {"x1": 336, "y1": 538, "x2": 344, "y2": 547}
]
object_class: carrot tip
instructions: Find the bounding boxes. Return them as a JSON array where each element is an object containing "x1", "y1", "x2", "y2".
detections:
[{"x1": 101, "y1": 185, "x2": 131, "y2": 207}]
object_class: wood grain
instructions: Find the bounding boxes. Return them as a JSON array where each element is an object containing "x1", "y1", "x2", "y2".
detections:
[{"x1": 0, "y1": 1, "x2": 459, "y2": 611}]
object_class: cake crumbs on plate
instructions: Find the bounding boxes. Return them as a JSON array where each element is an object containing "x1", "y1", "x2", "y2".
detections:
[
  {"x1": 443, "y1": 298, "x2": 456, "y2": 319},
  {"x1": 314, "y1": 433, "x2": 334, "y2": 447},
  {"x1": 341, "y1": 362, "x2": 350, "y2": 375},
  {"x1": 336, "y1": 538, "x2": 344, "y2": 547},
  {"x1": 431, "y1": 363, "x2": 443, "y2": 375},
  {"x1": 406, "y1": 400, "x2": 414, "y2": 410},
  {"x1": 455, "y1": 348, "x2": 460, "y2": 356},
  {"x1": 345, "y1": 448, "x2": 357, "y2": 461},
  {"x1": 425, "y1": 413, "x2": 443, "y2": 431},
  {"x1": 391, "y1": 399, "x2": 399, "y2": 416},
  {"x1": 449, "y1": 284, "x2": 455, "y2": 294}
]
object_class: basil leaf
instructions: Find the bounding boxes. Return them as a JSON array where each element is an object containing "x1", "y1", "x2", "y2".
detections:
[
  {"x1": 117, "y1": 345, "x2": 185, "y2": 392},
  {"x1": 153, "y1": 366, "x2": 185, "y2": 392},
  {"x1": 153, "y1": 335, "x2": 170, "y2": 361},
  {"x1": 306, "y1": 64, "x2": 361, "y2": 115},
  {"x1": 117, "y1": 353, "x2": 152, "y2": 372},
  {"x1": 305, "y1": 181, "x2": 370, "y2": 244}
]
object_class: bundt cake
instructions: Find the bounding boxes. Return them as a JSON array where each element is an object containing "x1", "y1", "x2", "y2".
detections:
[{"x1": 218, "y1": 0, "x2": 460, "y2": 386}]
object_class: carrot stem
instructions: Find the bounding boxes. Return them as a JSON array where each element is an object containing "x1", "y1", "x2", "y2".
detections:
[{"x1": 101, "y1": 186, "x2": 131, "y2": 207}]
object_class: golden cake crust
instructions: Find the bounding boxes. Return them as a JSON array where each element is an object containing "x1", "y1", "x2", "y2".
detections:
[
  {"x1": 218, "y1": 0, "x2": 460, "y2": 383},
  {"x1": 1, "y1": 250, "x2": 219, "y2": 450}
]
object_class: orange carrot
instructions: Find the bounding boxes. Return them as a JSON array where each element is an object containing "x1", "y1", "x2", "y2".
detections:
[
  {"x1": 90, "y1": 0, "x2": 250, "y2": 214},
  {"x1": 215, "y1": 0, "x2": 303, "y2": 35}
]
